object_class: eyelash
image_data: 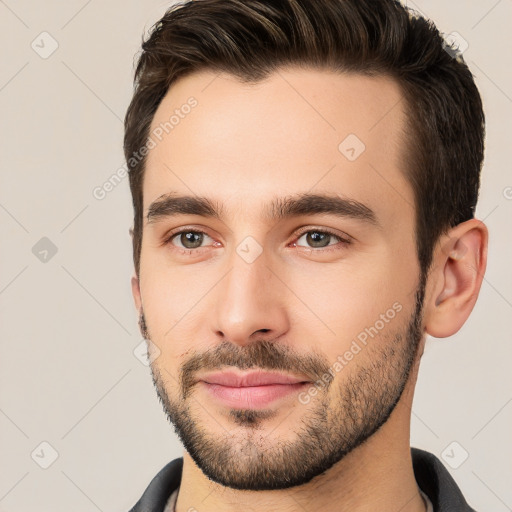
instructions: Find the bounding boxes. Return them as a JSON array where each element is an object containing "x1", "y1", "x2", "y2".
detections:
[{"x1": 163, "y1": 226, "x2": 352, "y2": 255}]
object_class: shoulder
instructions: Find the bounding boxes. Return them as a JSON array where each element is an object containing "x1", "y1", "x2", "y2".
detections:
[{"x1": 411, "y1": 447, "x2": 478, "y2": 512}]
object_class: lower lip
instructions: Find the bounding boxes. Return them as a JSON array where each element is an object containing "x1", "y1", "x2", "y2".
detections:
[{"x1": 200, "y1": 381, "x2": 309, "y2": 409}]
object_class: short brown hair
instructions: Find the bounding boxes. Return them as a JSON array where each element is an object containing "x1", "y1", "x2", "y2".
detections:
[{"x1": 124, "y1": 0, "x2": 485, "y2": 280}]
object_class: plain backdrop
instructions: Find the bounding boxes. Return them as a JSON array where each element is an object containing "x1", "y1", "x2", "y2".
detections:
[{"x1": 0, "y1": 1, "x2": 511, "y2": 511}]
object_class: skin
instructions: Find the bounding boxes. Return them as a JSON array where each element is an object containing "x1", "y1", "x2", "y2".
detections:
[{"x1": 130, "y1": 67, "x2": 488, "y2": 512}]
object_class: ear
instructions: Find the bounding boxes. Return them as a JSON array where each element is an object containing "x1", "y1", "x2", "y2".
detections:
[
  {"x1": 423, "y1": 218, "x2": 488, "y2": 338},
  {"x1": 131, "y1": 272, "x2": 142, "y2": 312},
  {"x1": 129, "y1": 226, "x2": 142, "y2": 312}
]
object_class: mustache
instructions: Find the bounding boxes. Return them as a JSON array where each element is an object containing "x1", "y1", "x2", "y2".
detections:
[
  {"x1": 179, "y1": 339, "x2": 332, "y2": 400},
  {"x1": 139, "y1": 310, "x2": 332, "y2": 400}
]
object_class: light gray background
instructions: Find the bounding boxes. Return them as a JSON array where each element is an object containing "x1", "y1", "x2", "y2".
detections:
[{"x1": 0, "y1": 1, "x2": 511, "y2": 511}]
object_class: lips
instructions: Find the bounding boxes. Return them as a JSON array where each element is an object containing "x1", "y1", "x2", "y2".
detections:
[
  {"x1": 200, "y1": 370, "x2": 310, "y2": 387},
  {"x1": 199, "y1": 370, "x2": 311, "y2": 409}
]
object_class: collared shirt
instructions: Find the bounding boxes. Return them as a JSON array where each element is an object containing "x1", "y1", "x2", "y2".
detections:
[
  {"x1": 163, "y1": 486, "x2": 434, "y2": 511},
  {"x1": 128, "y1": 447, "x2": 478, "y2": 511},
  {"x1": 420, "y1": 488, "x2": 434, "y2": 512}
]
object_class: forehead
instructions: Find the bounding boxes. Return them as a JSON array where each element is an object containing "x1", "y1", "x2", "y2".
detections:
[{"x1": 143, "y1": 67, "x2": 414, "y2": 229}]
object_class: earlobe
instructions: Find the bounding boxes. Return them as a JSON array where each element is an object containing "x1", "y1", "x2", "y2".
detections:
[{"x1": 424, "y1": 219, "x2": 488, "y2": 338}]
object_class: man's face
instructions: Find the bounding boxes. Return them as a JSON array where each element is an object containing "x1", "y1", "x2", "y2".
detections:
[{"x1": 133, "y1": 68, "x2": 426, "y2": 490}]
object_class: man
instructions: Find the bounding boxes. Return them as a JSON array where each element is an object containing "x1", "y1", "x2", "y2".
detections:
[{"x1": 124, "y1": 0, "x2": 488, "y2": 510}]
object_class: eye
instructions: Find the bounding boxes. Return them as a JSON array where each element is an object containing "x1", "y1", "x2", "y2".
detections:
[
  {"x1": 293, "y1": 228, "x2": 351, "y2": 251},
  {"x1": 165, "y1": 229, "x2": 215, "y2": 251},
  {"x1": 163, "y1": 227, "x2": 351, "y2": 255}
]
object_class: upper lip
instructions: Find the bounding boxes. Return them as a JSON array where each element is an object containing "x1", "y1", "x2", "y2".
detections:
[{"x1": 200, "y1": 370, "x2": 310, "y2": 387}]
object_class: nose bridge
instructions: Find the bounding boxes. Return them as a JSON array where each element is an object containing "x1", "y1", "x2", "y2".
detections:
[
  {"x1": 212, "y1": 240, "x2": 288, "y2": 344},
  {"x1": 222, "y1": 243, "x2": 273, "y2": 316}
]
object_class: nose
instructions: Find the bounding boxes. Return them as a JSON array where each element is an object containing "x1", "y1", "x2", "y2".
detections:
[{"x1": 211, "y1": 246, "x2": 290, "y2": 346}]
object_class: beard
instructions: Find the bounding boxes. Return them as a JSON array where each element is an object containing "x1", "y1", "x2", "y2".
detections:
[{"x1": 140, "y1": 275, "x2": 426, "y2": 491}]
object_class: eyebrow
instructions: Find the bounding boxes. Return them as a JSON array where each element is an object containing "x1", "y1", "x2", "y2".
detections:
[{"x1": 146, "y1": 192, "x2": 380, "y2": 228}]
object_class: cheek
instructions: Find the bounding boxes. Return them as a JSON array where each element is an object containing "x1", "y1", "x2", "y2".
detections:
[
  {"x1": 140, "y1": 260, "x2": 219, "y2": 356},
  {"x1": 286, "y1": 254, "x2": 415, "y2": 356},
  {"x1": 139, "y1": 265, "x2": 188, "y2": 339},
  {"x1": 141, "y1": 241, "x2": 213, "y2": 301}
]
